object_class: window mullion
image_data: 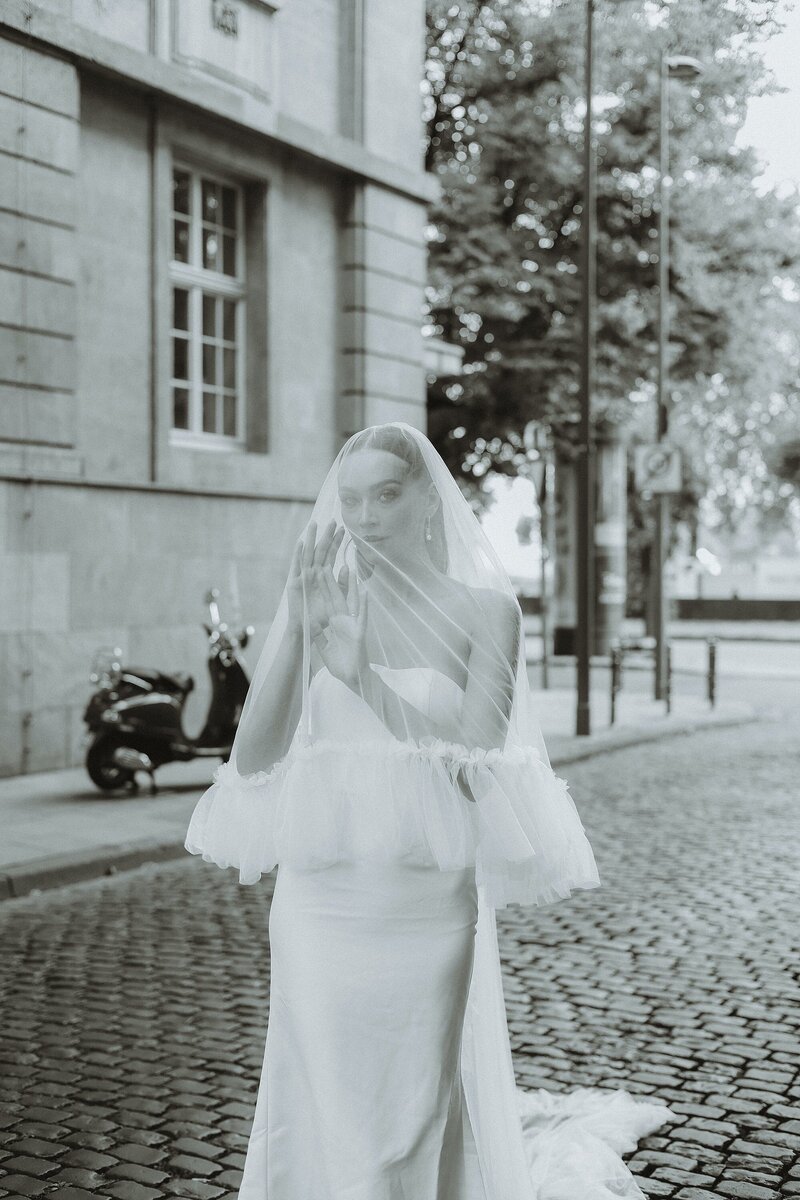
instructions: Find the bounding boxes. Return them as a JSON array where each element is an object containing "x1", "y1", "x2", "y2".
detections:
[
  {"x1": 190, "y1": 174, "x2": 201, "y2": 273},
  {"x1": 191, "y1": 285, "x2": 202, "y2": 434},
  {"x1": 237, "y1": 188, "x2": 245, "y2": 283},
  {"x1": 237, "y1": 298, "x2": 246, "y2": 441}
]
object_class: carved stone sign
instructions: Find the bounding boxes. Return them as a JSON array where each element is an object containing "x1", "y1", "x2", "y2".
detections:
[
  {"x1": 211, "y1": 1, "x2": 239, "y2": 38},
  {"x1": 171, "y1": 0, "x2": 276, "y2": 102}
]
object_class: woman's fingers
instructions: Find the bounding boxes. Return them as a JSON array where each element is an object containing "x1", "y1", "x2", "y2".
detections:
[
  {"x1": 320, "y1": 557, "x2": 347, "y2": 615},
  {"x1": 316, "y1": 523, "x2": 346, "y2": 602},
  {"x1": 319, "y1": 523, "x2": 343, "y2": 576},
  {"x1": 296, "y1": 521, "x2": 348, "y2": 630},
  {"x1": 301, "y1": 520, "x2": 316, "y2": 570},
  {"x1": 314, "y1": 519, "x2": 337, "y2": 569},
  {"x1": 357, "y1": 584, "x2": 368, "y2": 635},
  {"x1": 346, "y1": 564, "x2": 359, "y2": 617},
  {"x1": 326, "y1": 524, "x2": 345, "y2": 568},
  {"x1": 313, "y1": 519, "x2": 331, "y2": 566}
]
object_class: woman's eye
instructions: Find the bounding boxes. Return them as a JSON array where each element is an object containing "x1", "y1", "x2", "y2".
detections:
[{"x1": 380, "y1": 490, "x2": 399, "y2": 502}]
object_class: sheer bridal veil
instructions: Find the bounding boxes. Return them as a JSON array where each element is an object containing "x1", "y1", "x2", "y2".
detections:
[
  {"x1": 186, "y1": 420, "x2": 600, "y2": 909},
  {"x1": 186, "y1": 422, "x2": 671, "y2": 1199}
]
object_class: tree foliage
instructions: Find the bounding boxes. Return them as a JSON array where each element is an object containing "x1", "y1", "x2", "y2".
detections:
[{"x1": 424, "y1": 0, "x2": 800, "y2": 540}]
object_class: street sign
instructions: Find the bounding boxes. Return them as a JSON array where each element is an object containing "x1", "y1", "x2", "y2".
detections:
[{"x1": 634, "y1": 442, "x2": 682, "y2": 494}]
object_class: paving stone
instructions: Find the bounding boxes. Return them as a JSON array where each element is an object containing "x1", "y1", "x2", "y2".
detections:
[
  {"x1": 168, "y1": 1153, "x2": 222, "y2": 1178},
  {"x1": 106, "y1": 1163, "x2": 169, "y2": 1186},
  {"x1": 67, "y1": 1115, "x2": 119, "y2": 1133},
  {"x1": 729, "y1": 1138, "x2": 795, "y2": 1160},
  {"x1": 635, "y1": 1179, "x2": 677, "y2": 1196},
  {"x1": 46, "y1": 1190, "x2": 111, "y2": 1200},
  {"x1": 170, "y1": 1137, "x2": 223, "y2": 1161},
  {"x1": 47, "y1": 1167, "x2": 109, "y2": 1188},
  {"x1": 652, "y1": 1168, "x2": 718, "y2": 1186},
  {"x1": 61, "y1": 1148, "x2": 120, "y2": 1170},
  {"x1": 724, "y1": 1169, "x2": 782, "y2": 1184},
  {"x1": 1, "y1": 1154, "x2": 61, "y2": 1176},
  {"x1": 673, "y1": 1127, "x2": 731, "y2": 1149},
  {"x1": 7, "y1": 1137, "x2": 65, "y2": 1156},
  {"x1": 113, "y1": 1129, "x2": 168, "y2": 1149},
  {"x1": 110, "y1": 1143, "x2": 168, "y2": 1167},
  {"x1": 162, "y1": 1185, "x2": 226, "y2": 1199},
  {"x1": 208, "y1": 1172, "x2": 244, "y2": 1191},
  {"x1": 106, "y1": 1184, "x2": 166, "y2": 1200},
  {"x1": 716, "y1": 1182, "x2": 780, "y2": 1198},
  {"x1": 0, "y1": 1177, "x2": 50, "y2": 1196}
]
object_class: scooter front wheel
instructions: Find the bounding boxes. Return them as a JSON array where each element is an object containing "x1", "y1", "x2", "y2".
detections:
[{"x1": 86, "y1": 733, "x2": 138, "y2": 793}]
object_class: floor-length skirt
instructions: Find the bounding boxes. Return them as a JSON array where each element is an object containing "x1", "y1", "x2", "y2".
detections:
[
  {"x1": 237, "y1": 859, "x2": 674, "y2": 1200},
  {"x1": 239, "y1": 859, "x2": 485, "y2": 1199}
]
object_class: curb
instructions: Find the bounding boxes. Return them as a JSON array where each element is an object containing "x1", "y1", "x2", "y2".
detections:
[
  {"x1": 0, "y1": 838, "x2": 189, "y2": 902},
  {"x1": 0, "y1": 706, "x2": 757, "y2": 905},
  {"x1": 550, "y1": 707, "x2": 757, "y2": 765}
]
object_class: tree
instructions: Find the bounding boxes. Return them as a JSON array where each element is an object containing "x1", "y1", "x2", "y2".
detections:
[{"x1": 424, "y1": 0, "x2": 800, "y2": 548}]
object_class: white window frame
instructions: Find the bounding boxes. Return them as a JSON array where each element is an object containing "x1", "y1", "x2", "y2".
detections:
[{"x1": 169, "y1": 161, "x2": 247, "y2": 449}]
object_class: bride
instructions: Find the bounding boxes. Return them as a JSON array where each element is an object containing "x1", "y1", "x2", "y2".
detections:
[{"x1": 185, "y1": 421, "x2": 674, "y2": 1199}]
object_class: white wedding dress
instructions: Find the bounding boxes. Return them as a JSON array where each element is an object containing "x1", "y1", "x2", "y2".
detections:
[{"x1": 232, "y1": 663, "x2": 675, "y2": 1200}]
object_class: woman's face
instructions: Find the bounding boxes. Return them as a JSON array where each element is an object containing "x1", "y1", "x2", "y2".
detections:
[{"x1": 337, "y1": 449, "x2": 435, "y2": 564}]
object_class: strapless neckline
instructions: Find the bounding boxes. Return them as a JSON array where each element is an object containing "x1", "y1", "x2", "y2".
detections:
[{"x1": 369, "y1": 662, "x2": 467, "y2": 696}]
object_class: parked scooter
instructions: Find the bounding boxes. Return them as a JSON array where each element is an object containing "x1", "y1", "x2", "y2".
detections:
[{"x1": 83, "y1": 589, "x2": 254, "y2": 793}]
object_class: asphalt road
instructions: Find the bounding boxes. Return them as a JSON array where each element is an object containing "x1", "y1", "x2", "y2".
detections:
[{"x1": 0, "y1": 680, "x2": 798, "y2": 1199}]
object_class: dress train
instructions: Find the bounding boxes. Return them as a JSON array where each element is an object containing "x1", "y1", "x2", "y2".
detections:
[{"x1": 462, "y1": 891, "x2": 674, "y2": 1199}]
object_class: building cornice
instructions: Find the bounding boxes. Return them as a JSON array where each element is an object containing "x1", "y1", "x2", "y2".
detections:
[
  {"x1": 0, "y1": 468, "x2": 319, "y2": 504},
  {"x1": 0, "y1": 2, "x2": 440, "y2": 206}
]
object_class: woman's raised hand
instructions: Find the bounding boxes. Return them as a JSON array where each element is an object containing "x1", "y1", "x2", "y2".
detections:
[
  {"x1": 314, "y1": 560, "x2": 369, "y2": 689},
  {"x1": 286, "y1": 519, "x2": 345, "y2": 641}
]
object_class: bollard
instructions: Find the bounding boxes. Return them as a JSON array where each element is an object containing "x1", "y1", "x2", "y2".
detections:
[
  {"x1": 612, "y1": 637, "x2": 657, "y2": 727},
  {"x1": 707, "y1": 636, "x2": 717, "y2": 708},
  {"x1": 610, "y1": 645, "x2": 622, "y2": 725}
]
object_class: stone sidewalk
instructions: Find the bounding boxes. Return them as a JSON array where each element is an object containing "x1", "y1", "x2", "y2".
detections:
[{"x1": 0, "y1": 678, "x2": 753, "y2": 901}]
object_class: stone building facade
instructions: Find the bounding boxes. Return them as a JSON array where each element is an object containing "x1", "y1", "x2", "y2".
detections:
[{"x1": 0, "y1": 0, "x2": 435, "y2": 774}]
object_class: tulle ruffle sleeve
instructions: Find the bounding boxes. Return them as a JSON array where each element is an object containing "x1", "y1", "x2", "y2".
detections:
[{"x1": 184, "y1": 733, "x2": 601, "y2": 909}]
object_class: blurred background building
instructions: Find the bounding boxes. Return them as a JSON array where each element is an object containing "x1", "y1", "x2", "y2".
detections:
[{"x1": 0, "y1": 0, "x2": 435, "y2": 774}]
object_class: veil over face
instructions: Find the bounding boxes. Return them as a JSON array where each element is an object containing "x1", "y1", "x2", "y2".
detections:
[{"x1": 185, "y1": 421, "x2": 600, "y2": 910}]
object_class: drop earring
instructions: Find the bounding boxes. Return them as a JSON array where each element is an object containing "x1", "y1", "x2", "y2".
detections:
[{"x1": 424, "y1": 514, "x2": 432, "y2": 542}]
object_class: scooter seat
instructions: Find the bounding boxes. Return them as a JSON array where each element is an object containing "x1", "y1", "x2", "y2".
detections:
[{"x1": 125, "y1": 666, "x2": 195, "y2": 694}]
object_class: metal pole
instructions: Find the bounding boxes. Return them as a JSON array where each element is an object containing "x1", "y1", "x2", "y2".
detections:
[
  {"x1": 654, "y1": 52, "x2": 670, "y2": 700},
  {"x1": 576, "y1": 0, "x2": 596, "y2": 735},
  {"x1": 707, "y1": 636, "x2": 717, "y2": 707},
  {"x1": 539, "y1": 447, "x2": 550, "y2": 689}
]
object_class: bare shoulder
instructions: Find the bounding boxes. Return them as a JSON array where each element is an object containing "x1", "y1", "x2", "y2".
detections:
[{"x1": 444, "y1": 579, "x2": 521, "y2": 647}]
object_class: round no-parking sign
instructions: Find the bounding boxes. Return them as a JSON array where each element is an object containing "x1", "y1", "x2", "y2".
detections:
[{"x1": 633, "y1": 442, "x2": 682, "y2": 494}]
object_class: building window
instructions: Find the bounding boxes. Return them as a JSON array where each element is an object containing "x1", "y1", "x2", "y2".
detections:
[{"x1": 170, "y1": 165, "x2": 246, "y2": 443}]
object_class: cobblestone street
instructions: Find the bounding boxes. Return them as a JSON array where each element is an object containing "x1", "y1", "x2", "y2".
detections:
[{"x1": 1, "y1": 684, "x2": 798, "y2": 1200}]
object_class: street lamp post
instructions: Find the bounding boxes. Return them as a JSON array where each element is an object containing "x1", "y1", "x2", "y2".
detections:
[
  {"x1": 524, "y1": 420, "x2": 552, "y2": 691},
  {"x1": 576, "y1": 0, "x2": 597, "y2": 736},
  {"x1": 653, "y1": 53, "x2": 704, "y2": 700},
  {"x1": 576, "y1": 4, "x2": 703, "y2": 729}
]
